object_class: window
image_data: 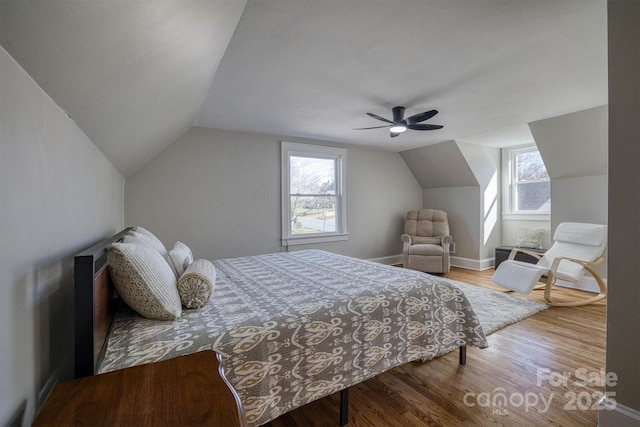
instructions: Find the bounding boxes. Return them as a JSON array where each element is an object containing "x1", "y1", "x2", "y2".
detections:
[
  {"x1": 502, "y1": 145, "x2": 550, "y2": 217},
  {"x1": 281, "y1": 142, "x2": 348, "y2": 246}
]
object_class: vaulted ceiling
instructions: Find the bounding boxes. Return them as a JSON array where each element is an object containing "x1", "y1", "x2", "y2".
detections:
[{"x1": 0, "y1": 0, "x2": 607, "y2": 177}]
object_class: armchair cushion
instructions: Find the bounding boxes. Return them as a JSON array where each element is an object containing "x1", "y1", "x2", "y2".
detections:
[
  {"x1": 408, "y1": 244, "x2": 444, "y2": 256},
  {"x1": 404, "y1": 209, "x2": 450, "y2": 237},
  {"x1": 410, "y1": 236, "x2": 443, "y2": 245}
]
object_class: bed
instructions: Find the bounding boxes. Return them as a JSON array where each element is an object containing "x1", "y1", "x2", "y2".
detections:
[{"x1": 74, "y1": 228, "x2": 487, "y2": 426}]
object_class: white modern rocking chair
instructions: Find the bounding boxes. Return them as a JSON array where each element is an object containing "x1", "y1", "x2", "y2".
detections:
[{"x1": 492, "y1": 222, "x2": 607, "y2": 307}]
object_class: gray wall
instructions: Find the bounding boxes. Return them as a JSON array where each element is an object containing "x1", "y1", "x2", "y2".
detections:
[
  {"x1": 400, "y1": 140, "x2": 478, "y2": 189},
  {"x1": 422, "y1": 186, "x2": 480, "y2": 261},
  {"x1": 402, "y1": 141, "x2": 481, "y2": 263},
  {"x1": 529, "y1": 106, "x2": 608, "y2": 280},
  {"x1": 457, "y1": 142, "x2": 501, "y2": 260},
  {"x1": 0, "y1": 47, "x2": 124, "y2": 426},
  {"x1": 403, "y1": 107, "x2": 610, "y2": 270},
  {"x1": 602, "y1": 0, "x2": 640, "y2": 424},
  {"x1": 530, "y1": 105, "x2": 608, "y2": 180},
  {"x1": 529, "y1": 105, "x2": 608, "y2": 230},
  {"x1": 502, "y1": 219, "x2": 551, "y2": 249},
  {"x1": 125, "y1": 126, "x2": 423, "y2": 261},
  {"x1": 402, "y1": 140, "x2": 501, "y2": 267}
]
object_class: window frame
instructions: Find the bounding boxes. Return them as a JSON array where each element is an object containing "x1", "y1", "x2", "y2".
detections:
[
  {"x1": 502, "y1": 144, "x2": 551, "y2": 220},
  {"x1": 281, "y1": 141, "x2": 348, "y2": 246}
]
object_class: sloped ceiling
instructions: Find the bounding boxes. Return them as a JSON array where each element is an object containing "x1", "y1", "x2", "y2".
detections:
[
  {"x1": 0, "y1": 0, "x2": 607, "y2": 177},
  {"x1": 400, "y1": 141, "x2": 478, "y2": 189},
  {"x1": 529, "y1": 105, "x2": 608, "y2": 179},
  {"x1": 0, "y1": 0, "x2": 246, "y2": 176}
]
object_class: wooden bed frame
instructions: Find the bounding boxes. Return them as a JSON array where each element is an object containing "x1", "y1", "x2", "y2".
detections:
[
  {"x1": 74, "y1": 227, "x2": 132, "y2": 378},
  {"x1": 73, "y1": 228, "x2": 467, "y2": 425}
]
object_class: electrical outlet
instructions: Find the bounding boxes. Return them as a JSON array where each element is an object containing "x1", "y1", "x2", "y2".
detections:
[{"x1": 449, "y1": 243, "x2": 456, "y2": 254}]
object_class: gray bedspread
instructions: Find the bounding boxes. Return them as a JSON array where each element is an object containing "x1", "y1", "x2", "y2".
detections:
[{"x1": 99, "y1": 249, "x2": 487, "y2": 426}]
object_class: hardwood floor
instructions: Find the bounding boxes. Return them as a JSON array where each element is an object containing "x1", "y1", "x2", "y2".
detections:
[{"x1": 267, "y1": 267, "x2": 607, "y2": 427}]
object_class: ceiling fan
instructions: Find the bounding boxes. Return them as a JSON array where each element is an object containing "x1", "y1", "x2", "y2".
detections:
[{"x1": 354, "y1": 106, "x2": 443, "y2": 137}]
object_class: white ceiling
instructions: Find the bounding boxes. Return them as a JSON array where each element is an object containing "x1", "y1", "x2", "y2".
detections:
[{"x1": 1, "y1": 0, "x2": 607, "y2": 176}]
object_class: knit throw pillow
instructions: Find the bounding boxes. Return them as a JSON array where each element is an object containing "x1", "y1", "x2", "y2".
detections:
[
  {"x1": 108, "y1": 242, "x2": 181, "y2": 320},
  {"x1": 516, "y1": 228, "x2": 545, "y2": 249}
]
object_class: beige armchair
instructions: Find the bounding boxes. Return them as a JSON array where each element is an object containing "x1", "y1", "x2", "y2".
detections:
[{"x1": 401, "y1": 209, "x2": 452, "y2": 274}]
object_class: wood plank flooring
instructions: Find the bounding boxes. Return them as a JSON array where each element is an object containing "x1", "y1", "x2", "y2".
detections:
[{"x1": 267, "y1": 267, "x2": 607, "y2": 427}]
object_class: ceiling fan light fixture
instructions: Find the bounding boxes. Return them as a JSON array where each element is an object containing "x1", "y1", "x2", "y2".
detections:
[{"x1": 356, "y1": 106, "x2": 442, "y2": 136}]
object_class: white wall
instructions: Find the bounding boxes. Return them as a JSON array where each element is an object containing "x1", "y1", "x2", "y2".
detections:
[
  {"x1": 0, "y1": 47, "x2": 124, "y2": 426},
  {"x1": 125, "y1": 126, "x2": 422, "y2": 261}
]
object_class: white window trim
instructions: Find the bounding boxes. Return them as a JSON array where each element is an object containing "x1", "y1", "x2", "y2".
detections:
[
  {"x1": 281, "y1": 141, "x2": 348, "y2": 246},
  {"x1": 501, "y1": 143, "x2": 550, "y2": 220}
]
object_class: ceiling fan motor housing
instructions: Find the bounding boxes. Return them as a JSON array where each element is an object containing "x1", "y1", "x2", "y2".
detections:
[{"x1": 392, "y1": 106, "x2": 405, "y2": 123}]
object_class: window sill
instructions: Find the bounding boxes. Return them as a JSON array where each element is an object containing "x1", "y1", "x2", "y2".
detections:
[
  {"x1": 502, "y1": 213, "x2": 550, "y2": 221},
  {"x1": 282, "y1": 233, "x2": 349, "y2": 246}
]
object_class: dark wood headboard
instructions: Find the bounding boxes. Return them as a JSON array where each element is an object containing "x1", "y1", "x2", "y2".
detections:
[{"x1": 74, "y1": 227, "x2": 133, "y2": 378}]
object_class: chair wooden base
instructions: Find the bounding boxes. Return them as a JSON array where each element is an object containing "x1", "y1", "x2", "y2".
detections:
[
  {"x1": 540, "y1": 260, "x2": 607, "y2": 306},
  {"x1": 503, "y1": 263, "x2": 607, "y2": 307},
  {"x1": 499, "y1": 249, "x2": 607, "y2": 307}
]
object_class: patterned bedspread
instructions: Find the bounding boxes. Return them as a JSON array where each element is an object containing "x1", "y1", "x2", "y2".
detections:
[{"x1": 99, "y1": 250, "x2": 487, "y2": 426}]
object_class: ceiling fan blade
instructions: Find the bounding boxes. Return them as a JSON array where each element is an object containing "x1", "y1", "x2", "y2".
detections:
[
  {"x1": 407, "y1": 123, "x2": 444, "y2": 130},
  {"x1": 353, "y1": 125, "x2": 391, "y2": 130},
  {"x1": 366, "y1": 112, "x2": 393, "y2": 124},
  {"x1": 406, "y1": 109, "x2": 438, "y2": 124},
  {"x1": 390, "y1": 132, "x2": 401, "y2": 138}
]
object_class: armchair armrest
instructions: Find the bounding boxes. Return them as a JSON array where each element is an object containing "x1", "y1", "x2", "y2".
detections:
[
  {"x1": 508, "y1": 248, "x2": 544, "y2": 261},
  {"x1": 440, "y1": 235, "x2": 453, "y2": 252},
  {"x1": 400, "y1": 234, "x2": 412, "y2": 269}
]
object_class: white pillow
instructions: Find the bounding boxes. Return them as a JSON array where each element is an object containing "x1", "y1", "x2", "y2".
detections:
[
  {"x1": 178, "y1": 259, "x2": 216, "y2": 309},
  {"x1": 123, "y1": 232, "x2": 158, "y2": 249},
  {"x1": 516, "y1": 228, "x2": 545, "y2": 249},
  {"x1": 132, "y1": 227, "x2": 168, "y2": 258},
  {"x1": 108, "y1": 242, "x2": 181, "y2": 320},
  {"x1": 169, "y1": 241, "x2": 194, "y2": 278}
]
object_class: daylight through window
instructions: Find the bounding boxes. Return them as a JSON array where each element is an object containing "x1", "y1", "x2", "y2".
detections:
[
  {"x1": 281, "y1": 142, "x2": 348, "y2": 245},
  {"x1": 504, "y1": 145, "x2": 550, "y2": 215}
]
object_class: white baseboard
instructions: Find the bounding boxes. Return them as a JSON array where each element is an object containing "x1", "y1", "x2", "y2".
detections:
[
  {"x1": 450, "y1": 256, "x2": 494, "y2": 271},
  {"x1": 368, "y1": 254, "x2": 403, "y2": 266},
  {"x1": 598, "y1": 397, "x2": 640, "y2": 426},
  {"x1": 371, "y1": 254, "x2": 495, "y2": 271}
]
